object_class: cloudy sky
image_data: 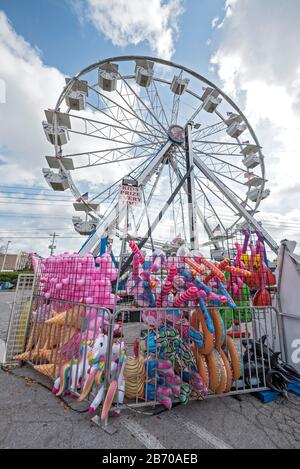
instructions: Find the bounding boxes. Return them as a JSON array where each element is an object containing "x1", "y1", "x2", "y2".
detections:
[{"x1": 0, "y1": 0, "x2": 300, "y2": 257}]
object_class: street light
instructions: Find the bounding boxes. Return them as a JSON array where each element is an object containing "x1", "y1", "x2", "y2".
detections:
[{"x1": 1, "y1": 240, "x2": 11, "y2": 272}]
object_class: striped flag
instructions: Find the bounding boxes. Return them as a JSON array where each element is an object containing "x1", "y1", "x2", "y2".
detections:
[
  {"x1": 212, "y1": 224, "x2": 221, "y2": 234},
  {"x1": 76, "y1": 192, "x2": 89, "y2": 202}
]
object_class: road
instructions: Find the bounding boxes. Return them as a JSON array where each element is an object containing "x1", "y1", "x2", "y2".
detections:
[{"x1": 0, "y1": 365, "x2": 300, "y2": 449}]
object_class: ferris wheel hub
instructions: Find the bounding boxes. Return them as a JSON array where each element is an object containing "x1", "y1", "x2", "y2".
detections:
[{"x1": 168, "y1": 125, "x2": 185, "y2": 145}]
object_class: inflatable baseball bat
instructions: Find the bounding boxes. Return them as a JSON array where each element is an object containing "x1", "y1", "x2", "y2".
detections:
[
  {"x1": 129, "y1": 241, "x2": 145, "y2": 265},
  {"x1": 183, "y1": 258, "x2": 206, "y2": 275},
  {"x1": 199, "y1": 298, "x2": 215, "y2": 334},
  {"x1": 197, "y1": 257, "x2": 225, "y2": 282},
  {"x1": 203, "y1": 259, "x2": 230, "y2": 284},
  {"x1": 217, "y1": 280, "x2": 236, "y2": 309},
  {"x1": 224, "y1": 266, "x2": 251, "y2": 278},
  {"x1": 174, "y1": 286, "x2": 198, "y2": 307}
]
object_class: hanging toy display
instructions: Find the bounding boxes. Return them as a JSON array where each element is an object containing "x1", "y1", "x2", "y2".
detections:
[{"x1": 18, "y1": 227, "x2": 276, "y2": 420}]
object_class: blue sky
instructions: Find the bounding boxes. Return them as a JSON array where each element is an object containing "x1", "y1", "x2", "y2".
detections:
[
  {"x1": 1, "y1": 0, "x2": 300, "y2": 257},
  {"x1": 1, "y1": 0, "x2": 224, "y2": 79}
]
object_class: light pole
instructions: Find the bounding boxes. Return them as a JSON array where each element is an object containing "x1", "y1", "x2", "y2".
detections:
[
  {"x1": 1, "y1": 240, "x2": 11, "y2": 272},
  {"x1": 48, "y1": 232, "x2": 58, "y2": 256}
]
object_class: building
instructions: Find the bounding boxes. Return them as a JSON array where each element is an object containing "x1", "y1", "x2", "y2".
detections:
[{"x1": 0, "y1": 253, "x2": 32, "y2": 272}]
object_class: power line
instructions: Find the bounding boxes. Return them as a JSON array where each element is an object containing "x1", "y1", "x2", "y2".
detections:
[
  {"x1": 0, "y1": 201, "x2": 72, "y2": 206},
  {"x1": 0, "y1": 190, "x2": 73, "y2": 197},
  {"x1": 0, "y1": 184, "x2": 71, "y2": 193}
]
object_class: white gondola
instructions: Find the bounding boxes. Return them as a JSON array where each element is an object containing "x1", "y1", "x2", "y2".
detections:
[
  {"x1": 65, "y1": 77, "x2": 88, "y2": 111},
  {"x1": 72, "y1": 216, "x2": 97, "y2": 236},
  {"x1": 45, "y1": 155, "x2": 74, "y2": 170},
  {"x1": 248, "y1": 188, "x2": 270, "y2": 203},
  {"x1": 65, "y1": 90, "x2": 86, "y2": 111},
  {"x1": 201, "y1": 87, "x2": 222, "y2": 113},
  {"x1": 242, "y1": 144, "x2": 261, "y2": 169},
  {"x1": 226, "y1": 113, "x2": 246, "y2": 138},
  {"x1": 73, "y1": 202, "x2": 100, "y2": 213},
  {"x1": 243, "y1": 153, "x2": 260, "y2": 169},
  {"x1": 244, "y1": 175, "x2": 264, "y2": 188},
  {"x1": 65, "y1": 77, "x2": 89, "y2": 95},
  {"x1": 44, "y1": 110, "x2": 71, "y2": 129},
  {"x1": 98, "y1": 63, "x2": 118, "y2": 92},
  {"x1": 170, "y1": 76, "x2": 189, "y2": 95},
  {"x1": 42, "y1": 121, "x2": 69, "y2": 146},
  {"x1": 135, "y1": 60, "x2": 154, "y2": 88},
  {"x1": 42, "y1": 168, "x2": 70, "y2": 191}
]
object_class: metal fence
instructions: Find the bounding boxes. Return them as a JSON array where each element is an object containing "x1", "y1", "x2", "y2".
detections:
[
  {"x1": 15, "y1": 294, "x2": 283, "y2": 422},
  {"x1": 3, "y1": 274, "x2": 35, "y2": 364},
  {"x1": 6, "y1": 252, "x2": 286, "y2": 427}
]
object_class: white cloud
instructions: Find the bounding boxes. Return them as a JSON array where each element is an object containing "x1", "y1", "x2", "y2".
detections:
[
  {"x1": 211, "y1": 0, "x2": 300, "y2": 249},
  {"x1": 0, "y1": 11, "x2": 65, "y2": 185},
  {"x1": 0, "y1": 11, "x2": 84, "y2": 255},
  {"x1": 211, "y1": 17, "x2": 219, "y2": 29},
  {"x1": 71, "y1": 0, "x2": 184, "y2": 60}
]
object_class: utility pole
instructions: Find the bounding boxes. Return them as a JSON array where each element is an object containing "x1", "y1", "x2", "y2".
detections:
[
  {"x1": 1, "y1": 240, "x2": 11, "y2": 272},
  {"x1": 49, "y1": 232, "x2": 58, "y2": 256}
]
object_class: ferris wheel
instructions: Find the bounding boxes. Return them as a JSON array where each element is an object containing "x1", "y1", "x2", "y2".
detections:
[{"x1": 42, "y1": 56, "x2": 278, "y2": 257}]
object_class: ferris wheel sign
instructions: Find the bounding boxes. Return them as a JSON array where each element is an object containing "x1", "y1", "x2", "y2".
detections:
[{"x1": 119, "y1": 180, "x2": 141, "y2": 207}]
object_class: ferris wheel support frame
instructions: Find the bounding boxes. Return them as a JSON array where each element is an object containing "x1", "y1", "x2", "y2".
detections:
[
  {"x1": 185, "y1": 123, "x2": 199, "y2": 251},
  {"x1": 120, "y1": 165, "x2": 194, "y2": 276},
  {"x1": 193, "y1": 154, "x2": 279, "y2": 253},
  {"x1": 168, "y1": 158, "x2": 221, "y2": 250}
]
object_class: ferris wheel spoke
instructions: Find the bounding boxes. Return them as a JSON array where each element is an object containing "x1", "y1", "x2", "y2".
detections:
[
  {"x1": 85, "y1": 108, "x2": 160, "y2": 150},
  {"x1": 89, "y1": 153, "x2": 158, "y2": 203},
  {"x1": 194, "y1": 175, "x2": 239, "y2": 217},
  {"x1": 150, "y1": 80, "x2": 170, "y2": 128},
  {"x1": 193, "y1": 149, "x2": 247, "y2": 184},
  {"x1": 193, "y1": 140, "x2": 244, "y2": 157},
  {"x1": 186, "y1": 103, "x2": 204, "y2": 125},
  {"x1": 115, "y1": 87, "x2": 166, "y2": 143},
  {"x1": 69, "y1": 109, "x2": 151, "y2": 142},
  {"x1": 170, "y1": 92, "x2": 182, "y2": 126},
  {"x1": 194, "y1": 178, "x2": 232, "y2": 233},
  {"x1": 85, "y1": 101, "x2": 159, "y2": 147},
  {"x1": 136, "y1": 162, "x2": 165, "y2": 232},
  {"x1": 62, "y1": 142, "x2": 157, "y2": 159},
  {"x1": 64, "y1": 144, "x2": 157, "y2": 171},
  {"x1": 90, "y1": 84, "x2": 165, "y2": 144},
  {"x1": 73, "y1": 152, "x2": 159, "y2": 170},
  {"x1": 192, "y1": 121, "x2": 227, "y2": 140},
  {"x1": 117, "y1": 75, "x2": 168, "y2": 135},
  {"x1": 194, "y1": 167, "x2": 252, "y2": 212},
  {"x1": 170, "y1": 154, "x2": 218, "y2": 243}
]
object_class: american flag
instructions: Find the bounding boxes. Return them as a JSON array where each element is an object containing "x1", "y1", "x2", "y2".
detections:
[
  {"x1": 76, "y1": 192, "x2": 89, "y2": 202},
  {"x1": 212, "y1": 224, "x2": 221, "y2": 234}
]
